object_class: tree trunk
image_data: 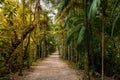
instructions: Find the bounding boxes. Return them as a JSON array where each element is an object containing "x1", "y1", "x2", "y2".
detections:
[
  {"x1": 39, "y1": 41, "x2": 42, "y2": 58},
  {"x1": 70, "y1": 43, "x2": 73, "y2": 61},
  {"x1": 84, "y1": 0, "x2": 89, "y2": 80},
  {"x1": 45, "y1": 39, "x2": 48, "y2": 57},
  {"x1": 19, "y1": 0, "x2": 25, "y2": 76},
  {"x1": 58, "y1": 44, "x2": 61, "y2": 55},
  {"x1": 68, "y1": 45, "x2": 70, "y2": 60},
  {"x1": 27, "y1": 0, "x2": 32, "y2": 69},
  {"x1": 101, "y1": 14, "x2": 105, "y2": 80},
  {"x1": 27, "y1": 34, "x2": 31, "y2": 69}
]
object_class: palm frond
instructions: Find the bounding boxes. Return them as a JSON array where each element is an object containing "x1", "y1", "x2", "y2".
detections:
[
  {"x1": 55, "y1": 0, "x2": 71, "y2": 21},
  {"x1": 111, "y1": 0, "x2": 119, "y2": 16},
  {"x1": 111, "y1": 11, "x2": 120, "y2": 37},
  {"x1": 88, "y1": 0, "x2": 100, "y2": 20},
  {"x1": 66, "y1": 26, "x2": 80, "y2": 45},
  {"x1": 77, "y1": 26, "x2": 86, "y2": 44}
]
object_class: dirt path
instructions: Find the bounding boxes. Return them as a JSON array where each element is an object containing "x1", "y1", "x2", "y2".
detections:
[{"x1": 23, "y1": 52, "x2": 81, "y2": 80}]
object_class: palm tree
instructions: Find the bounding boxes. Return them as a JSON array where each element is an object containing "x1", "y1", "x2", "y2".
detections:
[{"x1": 84, "y1": 0, "x2": 89, "y2": 79}]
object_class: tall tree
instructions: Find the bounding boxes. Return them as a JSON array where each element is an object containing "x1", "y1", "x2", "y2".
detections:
[
  {"x1": 19, "y1": 0, "x2": 25, "y2": 76},
  {"x1": 84, "y1": 0, "x2": 89, "y2": 80}
]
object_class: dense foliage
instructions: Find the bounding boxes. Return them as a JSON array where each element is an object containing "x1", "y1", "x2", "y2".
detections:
[
  {"x1": 0, "y1": 0, "x2": 56, "y2": 79},
  {"x1": 51, "y1": 0, "x2": 120, "y2": 80},
  {"x1": 0, "y1": 0, "x2": 120, "y2": 80}
]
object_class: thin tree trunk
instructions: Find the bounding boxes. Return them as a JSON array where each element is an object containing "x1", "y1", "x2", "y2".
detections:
[
  {"x1": 84, "y1": 0, "x2": 89, "y2": 80},
  {"x1": 42, "y1": 42, "x2": 44, "y2": 58},
  {"x1": 90, "y1": 23, "x2": 95, "y2": 70},
  {"x1": 27, "y1": 34, "x2": 31, "y2": 69},
  {"x1": 71, "y1": 43, "x2": 73, "y2": 61},
  {"x1": 62, "y1": 32, "x2": 64, "y2": 58},
  {"x1": 58, "y1": 44, "x2": 60, "y2": 55},
  {"x1": 45, "y1": 39, "x2": 48, "y2": 57},
  {"x1": 68, "y1": 45, "x2": 70, "y2": 60},
  {"x1": 39, "y1": 41, "x2": 42, "y2": 58},
  {"x1": 101, "y1": 14, "x2": 105, "y2": 80}
]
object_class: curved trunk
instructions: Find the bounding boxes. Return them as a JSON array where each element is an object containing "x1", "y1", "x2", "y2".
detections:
[{"x1": 19, "y1": 0, "x2": 25, "y2": 76}]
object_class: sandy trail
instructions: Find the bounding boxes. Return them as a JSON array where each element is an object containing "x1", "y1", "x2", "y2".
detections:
[{"x1": 23, "y1": 52, "x2": 81, "y2": 80}]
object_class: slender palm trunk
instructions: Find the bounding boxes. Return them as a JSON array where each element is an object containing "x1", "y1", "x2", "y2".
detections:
[
  {"x1": 84, "y1": 0, "x2": 89, "y2": 80},
  {"x1": 70, "y1": 43, "x2": 73, "y2": 61},
  {"x1": 43, "y1": 15, "x2": 47, "y2": 57},
  {"x1": 58, "y1": 44, "x2": 60, "y2": 55},
  {"x1": 101, "y1": 14, "x2": 105, "y2": 80}
]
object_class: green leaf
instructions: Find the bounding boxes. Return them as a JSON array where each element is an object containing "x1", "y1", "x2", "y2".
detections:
[
  {"x1": 88, "y1": 0, "x2": 100, "y2": 20},
  {"x1": 111, "y1": 12, "x2": 120, "y2": 37},
  {"x1": 111, "y1": 0, "x2": 119, "y2": 16},
  {"x1": 66, "y1": 26, "x2": 80, "y2": 45},
  {"x1": 77, "y1": 26, "x2": 86, "y2": 44},
  {"x1": 56, "y1": 0, "x2": 71, "y2": 19}
]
